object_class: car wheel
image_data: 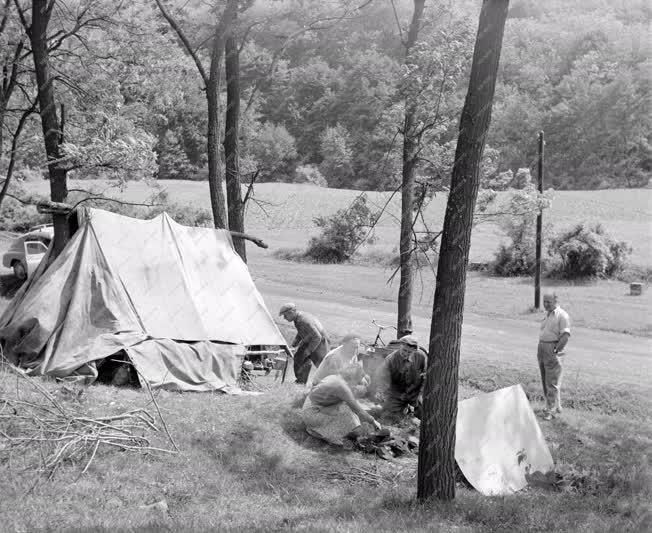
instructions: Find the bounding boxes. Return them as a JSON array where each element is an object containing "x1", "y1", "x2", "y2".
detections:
[{"x1": 12, "y1": 260, "x2": 27, "y2": 280}]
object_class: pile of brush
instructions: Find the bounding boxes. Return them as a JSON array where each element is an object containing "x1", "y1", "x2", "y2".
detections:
[{"x1": 0, "y1": 359, "x2": 177, "y2": 488}]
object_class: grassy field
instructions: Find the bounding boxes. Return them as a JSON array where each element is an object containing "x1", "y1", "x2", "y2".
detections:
[
  {"x1": 0, "y1": 369, "x2": 650, "y2": 532},
  {"x1": 4, "y1": 179, "x2": 651, "y2": 338},
  {"x1": 19, "y1": 179, "x2": 652, "y2": 266}
]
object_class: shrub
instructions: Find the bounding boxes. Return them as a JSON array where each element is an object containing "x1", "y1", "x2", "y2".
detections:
[
  {"x1": 0, "y1": 182, "x2": 50, "y2": 232},
  {"x1": 147, "y1": 202, "x2": 213, "y2": 227},
  {"x1": 0, "y1": 199, "x2": 49, "y2": 232},
  {"x1": 491, "y1": 216, "x2": 539, "y2": 276},
  {"x1": 294, "y1": 164, "x2": 327, "y2": 187},
  {"x1": 548, "y1": 222, "x2": 631, "y2": 279},
  {"x1": 304, "y1": 195, "x2": 376, "y2": 263}
]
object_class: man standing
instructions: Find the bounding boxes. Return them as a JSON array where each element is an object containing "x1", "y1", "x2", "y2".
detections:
[
  {"x1": 279, "y1": 303, "x2": 329, "y2": 385},
  {"x1": 538, "y1": 293, "x2": 571, "y2": 420}
]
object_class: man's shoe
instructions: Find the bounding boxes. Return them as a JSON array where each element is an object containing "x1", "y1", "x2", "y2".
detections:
[
  {"x1": 541, "y1": 411, "x2": 553, "y2": 421},
  {"x1": 554, "y1": 406, "x2": 563, "y2": 414}
]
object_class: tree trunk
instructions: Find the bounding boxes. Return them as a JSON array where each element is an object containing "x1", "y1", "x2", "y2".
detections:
[
  {"x1": 417, "y1": 0, "x2": 509, "y2": 501},
  {"x1": 397, "y1": 0, "x2": 426, "y2": 338},
  {"x1": 223, "y1": 0, "x2": 246, "y2": 262},
  {"x1": 29, "y1": 0, "x2": 69, "y2": 257},
  {"x1": 206, "y1": 16, "x2": 228, "y2": 229},
  {"x1": 0, "y1": 105, "x2": 5, "y2": 158}
]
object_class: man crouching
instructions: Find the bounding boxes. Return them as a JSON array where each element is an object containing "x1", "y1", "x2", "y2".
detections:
[{"x1": 375, "y1": 335, "x2": 427, "y2": 421}]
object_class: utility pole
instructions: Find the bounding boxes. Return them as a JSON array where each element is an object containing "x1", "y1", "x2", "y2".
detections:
[{"x1": 534, "y1": 130, "x2": 544, "y2": 309}]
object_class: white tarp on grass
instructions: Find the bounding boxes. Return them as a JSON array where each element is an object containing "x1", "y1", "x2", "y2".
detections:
[{"x1": 455, "y1": 384, "x2": 554, "y2": 495}]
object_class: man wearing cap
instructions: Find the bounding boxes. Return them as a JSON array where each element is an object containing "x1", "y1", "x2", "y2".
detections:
[
  {"x1": 279, "y1": 303, "x2": 329, "y2": 385},
  {"x1": 312, "y1": 333, "x2": 369, "y2": 395},
  {"x1": 375, "y1": 335, "x2": 427, "y2": 420},
  {"x1": 538, "y1": 293, "x2": 571, "y2": 420}
]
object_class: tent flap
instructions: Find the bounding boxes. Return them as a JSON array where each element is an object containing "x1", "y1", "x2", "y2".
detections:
[
  {"x1": 455, "y1": 384, "x2": 554, "y2": 495},
  {"x1": 126, "y1": 339, "x2": 244, "y2": 392}
]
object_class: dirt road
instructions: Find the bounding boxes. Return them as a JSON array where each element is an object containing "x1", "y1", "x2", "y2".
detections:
[{"x1": 248, "y1": 250, "x2": 652, "y2": 398}]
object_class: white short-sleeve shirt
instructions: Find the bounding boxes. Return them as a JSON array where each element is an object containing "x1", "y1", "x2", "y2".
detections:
[{"x1": 539, "y1": 306, "x2": 571, "y2": 342}]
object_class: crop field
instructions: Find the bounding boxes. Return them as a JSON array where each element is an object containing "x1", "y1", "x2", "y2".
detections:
[{"x1": 20, "y1": 179, "x2": 652, "y2": 266}]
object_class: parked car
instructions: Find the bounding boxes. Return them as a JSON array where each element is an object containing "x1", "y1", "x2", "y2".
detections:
[{"x1": 2, "y1": 226, "x2": 53, "y2": 279}]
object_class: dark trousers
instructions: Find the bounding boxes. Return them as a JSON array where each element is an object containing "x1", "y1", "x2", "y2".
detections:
[{"x1": 294, "y1": 339, "x2": 329, "y2": 384}]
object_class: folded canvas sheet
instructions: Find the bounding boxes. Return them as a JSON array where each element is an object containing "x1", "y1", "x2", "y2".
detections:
[{"x1": 455, "y1": 384, "x2": 554, "y2": 495}]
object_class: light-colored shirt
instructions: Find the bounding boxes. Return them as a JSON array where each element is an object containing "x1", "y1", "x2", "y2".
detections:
[
  {"x1": 308, "y1": 375, "x2": 356, "y2": 406},
  {"x1": 307, "y1": 375, "x2": 375, "y2": 425},
  {"x1": 539, "y1": 306, "x2": 571, "y2": 342},
  {"x1": 311, "y1": 345, "x2": 360, "y2": 386}
]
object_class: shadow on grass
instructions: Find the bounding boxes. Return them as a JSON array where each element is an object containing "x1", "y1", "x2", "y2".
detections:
[{"x1": 278, "y1": 392, "x2": 355, "y2": 457}]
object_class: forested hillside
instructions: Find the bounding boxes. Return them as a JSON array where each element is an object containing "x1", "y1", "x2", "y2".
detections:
[{"x1": 1, "y1": 0, "x2": 650, "y2": 192}]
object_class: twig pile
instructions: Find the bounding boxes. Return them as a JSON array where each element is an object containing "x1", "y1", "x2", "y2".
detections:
[
  {"x1": 319, "y1": 465, "x2": 413, "y2": 487},
  {"x1": 0, "y1": 359, "x2": 177, "y2": 489}
]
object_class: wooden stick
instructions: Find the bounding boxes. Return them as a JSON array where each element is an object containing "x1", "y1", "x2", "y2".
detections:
[
  {"x1": 33, "y1": 199, "x2": 270, "y2": 249},
  {"x1": 228, "y1": 230, "x2": 268, "y2": 249}
]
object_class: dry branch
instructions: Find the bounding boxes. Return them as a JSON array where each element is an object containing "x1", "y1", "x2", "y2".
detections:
[
  {"x1": 29, "y1": 198, "x2": 270, "y2": 248},
  {"x1": 0, "y1": 354, "x2": 177, "y2": 489}
]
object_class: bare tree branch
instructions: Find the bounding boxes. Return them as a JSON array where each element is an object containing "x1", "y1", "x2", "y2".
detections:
[
  {"x1": 390, "y1": 0, "x2": 405, "y2": 47},
  {"x1": 228, "y1": 230, "x2": 268, "y2": 249},
  {"x1": 64, "y1": 195, "x2": 162, "y2": 213},
  {"x1": 11, "y1": 0, "x2": 29, "y2": 33},
  {"x1": 0, "y1": 100, "x2": 37, "y2": 209},
  {"x1": 153, "y1": 0, "x2": 209, "y2": 85},
  {"x1": 0, "y1": 0, "x2": 12, "y2": 35},
  {"x1": 4, "y1": 40, "x2": 25, "y2": 96}
]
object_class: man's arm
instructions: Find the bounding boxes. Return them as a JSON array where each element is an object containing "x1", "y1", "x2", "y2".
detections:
[
  {"x1": 554, "y1": 332, "x2": 570, "y2": 353},
  {"x1": 555, "y1": 311, "x2": 571, "y2": 353},
  {"x1": 338, "y1": 384, "x2": 378, "y2": 426},
  {"x1": 291, "y1": 334, "x2": 301, "y2": 348}
]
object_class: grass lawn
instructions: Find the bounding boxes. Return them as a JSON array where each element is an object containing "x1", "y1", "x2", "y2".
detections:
[{"x1": 0, "y1": 370, "x2": 649, "y2": 532}]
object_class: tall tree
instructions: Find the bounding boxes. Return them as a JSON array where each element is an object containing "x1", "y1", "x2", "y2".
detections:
[
  {"x1": 154, "y1": 0, "x2": 228, "y2": 229},
  {"x1": 26, "y1": 0, "x2": 69, "y2": 256},
  {"x1": 417, "y1": 0, "x2": 510, "y2": 501},
  {"x1": 223, "y1": 0, "x2": 246, "y2": 261},
  {"x1": 397, "y1": 0, "x2": 426, "y2": 338}
]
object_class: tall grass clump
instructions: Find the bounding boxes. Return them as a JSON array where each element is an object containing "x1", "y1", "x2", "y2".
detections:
[{"x1": 491, "y1": 216, "x2": 539, "y2": 277}]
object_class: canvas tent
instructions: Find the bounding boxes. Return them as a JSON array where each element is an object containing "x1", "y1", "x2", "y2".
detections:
[{"x1": 0, "y1": 208, "x2": 288, "y2": 391}]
